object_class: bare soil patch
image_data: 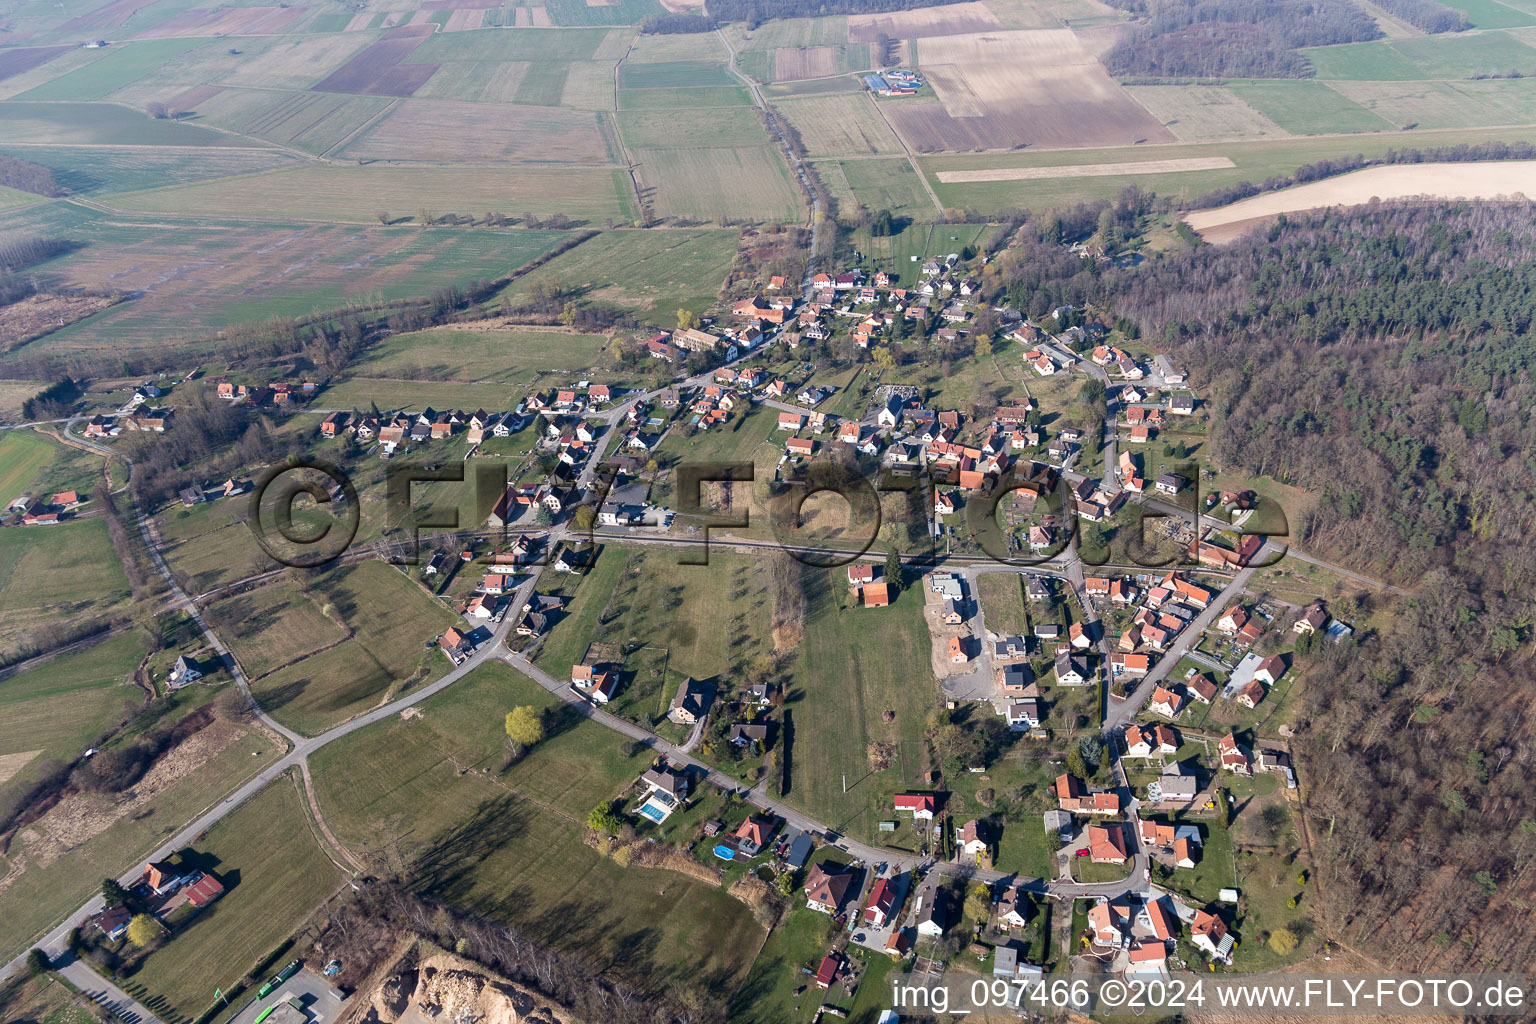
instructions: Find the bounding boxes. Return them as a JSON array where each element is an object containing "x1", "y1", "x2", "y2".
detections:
[
  {"x1": 312, "y1": 26, "x2": 438, "y2": 97},
  {"x1": 169, "y1": 83, "x2": 223, "y2": 112},
  {"x1": 134, "y1": 5, "x2": 304, "y2": 38},
  {"x1": 659, "y1": 0, "x2": 707, "y2": 10},
  {"x1": 892, "y1": 29, "x2": 1175, "y2": 151},
  {"x1": 1185, "y1": 161, "x2": 1536, "y2": 242},
  {"x1": 938, "y1": 157, "x2": 1235, "y2": 182},
  {"x1": 530, "y1": 7, "x2": 552, "y2": 26},
  {"x1": 0, "y1": 45, "x2": 70, "y2": 83},
  {"x1": 773, "y1": 45, "x2": 839, "y2": 81},
  {"x1": 848, "y1": 2, "x2": 1003, "y2": 42}
]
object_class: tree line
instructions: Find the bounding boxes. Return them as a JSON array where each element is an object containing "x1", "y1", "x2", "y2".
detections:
[{"x1": 1101, "y1": 0, "x2": 1381, "y2": 78}]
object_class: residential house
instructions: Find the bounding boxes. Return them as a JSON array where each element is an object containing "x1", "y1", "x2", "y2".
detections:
[
  {"x1": 1055, "y1": 774, "x2": 1121, "y2": 815},
  {"x1": 1054, "y1": 653, "x2": 1088, "y2": 686},
  {"x1": 1007, "y1": 699, "x2": 1041, "y2": 731},
  {"x1": 1148, "y1": 686, "x2": 1183, "y2": 719},
  {"x1": 804, "y1": 863, "x2": 854, "y2": 914},
  {"x1": 1088, "y1": 823, "x2": 1128, "y2": 864},
  {"x1": 958, "y1": 820, "x2": 989, "y2": 859},
  {"x1": 734, "y1": 814, "x2": 776, "y2": 856},
  {"x1": 1217, "y1": 733, "x2": 1251, "y2": 775},
  {"x1": 864, "y1": 876, "x2": 902, "y2": 928},
  {"x1": 1191, "y1": 911, "x2": 1233, "y2": 962},
  {"x1": 1123, "y1": 723, "x2": 1178, "y2": 758},
  {"x1": 167, "y1": 655, "x2": 203, "y2": 688},
  {"x1": 894, "y1": 793, "x2": 937, "y2": 821},
  {"x1": 1236, "y1": 679, "x2": 1266, "y2": 709},
  {"x1": 1185, "y1": 673, "x2": 1219, "y2": 704},
  {"x1": 996, "y1": 885, "x2": 1030, "y2": 930},
  {"x1": 668, "y1": 677, "x2": 713, "y2": 725}
]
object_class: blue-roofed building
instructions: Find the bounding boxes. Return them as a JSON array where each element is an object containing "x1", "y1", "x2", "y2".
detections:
[{"x1": 786, "y1": 832, "x2": 814, "y2": 869}]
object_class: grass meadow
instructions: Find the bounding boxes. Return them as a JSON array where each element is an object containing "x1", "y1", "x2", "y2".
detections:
[
  {"x1": 1226, "y1": 81, "x2": 1396, "y2": 135},
  {"x1": 246, "y1": 561, "x2": 456, "y2": 735},
  {"x1": 353, "y1": 326, "x2": 611, "y2": 383},
  {"x1": 126, "y1": 779, "x2": 344, "y2": 1023},
  {"x1": 0, "y1": 632, "x2": 142, "y2": 797},
  {"x1": 309, "y1": 660, "x2": 766, "y2": 995},
  {"x1": 493, "y1": 228, "x2": 739, "y2": 319},
  {"x1": 0, "y1": 718, "x2": 278, "y2": 966},
  {"x1": 0, "y1": 518, "x2": 131, "y2": 660}
]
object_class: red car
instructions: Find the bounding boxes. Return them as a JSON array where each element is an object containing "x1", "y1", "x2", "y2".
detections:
[{"x1": 1076, "y1": 848, "x2": 1090, "y2": 856}]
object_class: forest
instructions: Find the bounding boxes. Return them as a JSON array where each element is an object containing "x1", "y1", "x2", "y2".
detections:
[
  {"x1": 987, "y1": 200, "x2": 1536, "y2": 972},
  {"x1": 1371, "y1": 0, "x2": 1467, "y2": 33},
  {"x1": 0, "y1": 156, "x2": 62, "y2": 198},
  {"x1": 1101, "y1": 0, "x2": 1381, "y2": 78}
]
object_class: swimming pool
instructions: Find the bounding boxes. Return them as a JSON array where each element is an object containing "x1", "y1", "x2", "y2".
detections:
[
  {"x1": 713, "y1": 844, "x2": 736, "y2": 860},
  {"x1": 640, "y1": 802, "x2": 667, "y2": 822}
]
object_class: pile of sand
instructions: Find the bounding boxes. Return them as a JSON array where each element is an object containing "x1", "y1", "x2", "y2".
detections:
[{"x1": 364, "y1": 953, "x2": 571, "y2": 1024}]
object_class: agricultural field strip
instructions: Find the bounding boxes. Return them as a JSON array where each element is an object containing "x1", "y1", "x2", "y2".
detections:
[
  {"x1": 1184, "y1": 160, "x2": 1536, "y2": 234},
  {"x1": 936, "y1": 157, "x2": 1236, "y2": 181}
]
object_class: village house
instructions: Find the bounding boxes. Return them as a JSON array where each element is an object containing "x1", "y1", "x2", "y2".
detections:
[
  {"x1": 1088, "y1": 823, "x2": 1128, "y2": 864},
  {"x1": 1055, "y1": 774, "x2": 1121, "y2": 815},
  {"x1": 1217, "y1": 733, "x2": 1251, "y2": 775},
  {"x1": 668, "y1": 676, "x2": 713, "y2": 725},
  {"x1": 804, "y1": 863, "x2": 855, "y2": 915},
  {"x1": 1123, "y1": 723, "x2": 1178, "y2": 758}
]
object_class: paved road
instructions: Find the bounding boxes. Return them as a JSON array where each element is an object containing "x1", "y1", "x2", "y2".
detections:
[{"x1": 53, "y1": 954, "x2": 163, "y2": 1024}]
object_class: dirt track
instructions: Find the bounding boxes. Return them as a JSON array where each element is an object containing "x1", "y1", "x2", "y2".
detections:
[{"x1": 1185, "y1": 161, "x2": 1536, "y2": 242}]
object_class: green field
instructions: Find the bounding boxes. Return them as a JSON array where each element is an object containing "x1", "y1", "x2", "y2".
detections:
[
  {"x1": 315, "y1": 378, "x2": 524, "y2": 413},
  {"x1": 618, "y1": 84, "x2": 754, "y2": 108},
  {"x1": 533, "y1": 546, "x2": 774, "y2": 726},
  {"x1": 1227, "y1": 81, "x2": 1395, "y2": 135},
  {"x1": 211, "y1": 584, "x2": 347, "y2": 680},
  {"x1": 100, "y1": 163, "x2": 629, "y2": 224},
  {"x1": 1441, "y1": 0, "x2": 1536, "y2": 26},
  {"x1": 247, "y1": 561, "x2": 456, "y2": 735},
  {"x1": 14, "y1": 39, "x2": 205, "y2": 102},
  {"x1": 309, "y1": 660, "x2": 766, "y2": 994},
  {"x1": 1328, "y1": 77, "x2": 1536, "y2": 129},
  {"x1": 0, "y1": 715, "x2": 278, "y2": 965},
  {"x1": 818, "y1": 157, "x2": 935, "y2": 219},
  {"x1": 188, "y1": 88, "x2": 395, "y2": 156},
  {"x1": 0, "y1": 518, "x2": 131, "y2": 660},
  {"x1": 127, "y1": 779, "x2": 344, "y2": 1022},
  {"x1": 0, "y1": 145, "x2": 300, "y2": 196},
  {"x1": 0, "y1": 430, "x2": 98, "y2": 501},
  {"x1": 618, "y1": 106, "x2": 772, "y2": 149},
  {"x1": 783, "y1": 567, "x2": 937, "y2": 843},
  {"x1": 619, "y1": 59, "x2": 736, "y2": 89},
  {"x1": 542, "y1": 0, "x2": 667, "y2": 26},
  {"x1": 0, "y1": 101, "x2": 252, "y2": 146},
  {"x1": 633, "y1": 146, "x2": 803, "y2": 223},
  {"x1": 0, "y1": 632, "x2": 142, "y2": 797},
  {"x1": 493, "y1": 228, "x2": 739, "y2": 319},
  {"x1": 1304, "y1": 30, "x2": 1536, "y2": 79},
  {"x1": 354, "y1": 326, "x2": 612, "y2": 382},
  {"x1": 724, "y1": 16, "x2": 850, "y2": 51},
  {"x1": 0, "y1": 202, "x2": 578, "y2": 351},
  {"x1": 920, "y1": 123, "x2": 1536, "y2": 211}
]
